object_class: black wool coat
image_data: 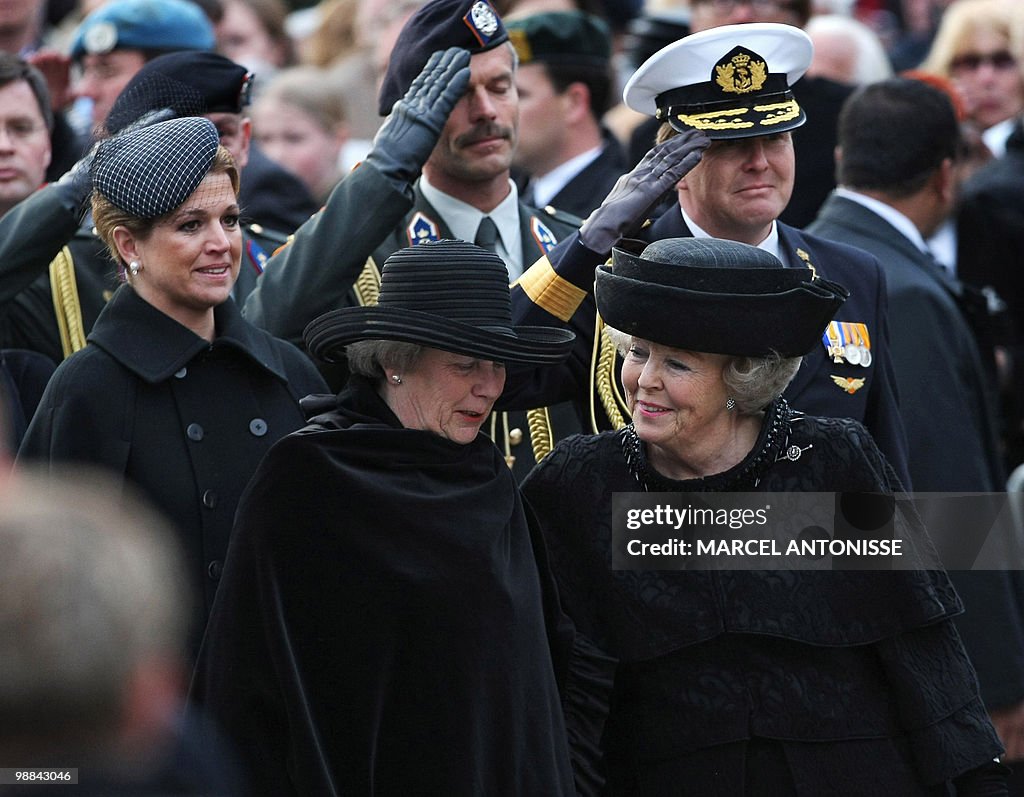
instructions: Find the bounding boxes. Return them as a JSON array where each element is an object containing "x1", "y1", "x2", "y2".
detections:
[{"x1": 18, "y1": 285, "x2": 328, "y2": 640}]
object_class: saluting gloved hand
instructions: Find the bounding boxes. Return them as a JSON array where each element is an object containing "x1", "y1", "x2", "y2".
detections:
[
  {"x1": 579, "y1": 128, "x2": 711, "y2": 255},
  {"x1": 366, "y1": 46, "x2": 471, "y2": 193},
  {"x1": 53, "y1": 107, "x2": 177, "y2": 218}
]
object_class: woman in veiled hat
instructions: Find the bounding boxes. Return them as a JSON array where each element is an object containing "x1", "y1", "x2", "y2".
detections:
[
  {"x1": 521, "y1": 236, "x2": 1008, "y2": 794},
  {"x1": 17, "y1": 116, "x2": 328, "y2": 656},
  {"x1": 192, "y1": 239, "x2": 578, "y2": 796}
]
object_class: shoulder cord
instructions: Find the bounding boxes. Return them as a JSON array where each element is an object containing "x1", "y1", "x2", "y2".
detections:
[{"x1": 49, "y1": 246, "x2": 87, "y2": 358}]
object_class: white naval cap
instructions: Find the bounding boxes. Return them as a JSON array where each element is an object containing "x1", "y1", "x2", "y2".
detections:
[{"x1": 623, "y1": 22, "x2": 813, "y2": 140}]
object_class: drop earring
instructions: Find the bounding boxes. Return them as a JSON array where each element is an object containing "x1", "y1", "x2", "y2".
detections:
[
  {"x1": 128, "y1": 260, "x2": 140, "y2": 277},
  {"x1": 390, "y1": 374, "x2": 402, "y2": 385}
]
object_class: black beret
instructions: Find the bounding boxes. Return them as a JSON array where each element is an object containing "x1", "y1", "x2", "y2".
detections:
[
  {"x1": 105, "y1": 51, "x2": 253, "y2": 135},
  {"x1": 506, "y1": 12, "x2": 611, "y2": 67},
  {"x1": 377, "y1": 0, "x2": 507, "y2": 116},
  {"x1": 92, "y1": 117, "x2": 220, "y2": 219}
]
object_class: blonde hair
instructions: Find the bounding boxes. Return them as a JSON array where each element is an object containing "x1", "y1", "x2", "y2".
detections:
[{"x1": 921, "y1": 0, "x2": 1019, "y2": 77}]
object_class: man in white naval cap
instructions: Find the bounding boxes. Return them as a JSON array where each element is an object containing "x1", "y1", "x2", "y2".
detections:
[{"x1": 508, "y1": 22, "x2": 910, "y2": 488}]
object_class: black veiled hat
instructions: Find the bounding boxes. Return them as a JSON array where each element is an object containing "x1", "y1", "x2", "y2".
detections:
[
  {"x1": 304, "y1": 240, "x2": 576, "y2": 365},
  {"x1": 91, "y1": 116, "x2": 220, "y2": 219},
  {"x1": 377, "y1": 0, "x2": 508, "y2": 116},
  {"x1": 596, "y1": 238, "x2": 848, "y2": 357}
]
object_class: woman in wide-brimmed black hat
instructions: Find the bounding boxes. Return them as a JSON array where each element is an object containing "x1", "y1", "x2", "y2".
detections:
[
  {"x1": 193, "y1": 239, "x2": 577, "y2": 796},
  {"x1": 521, "y1": 236, "x2": 1008, "y2": 794}
]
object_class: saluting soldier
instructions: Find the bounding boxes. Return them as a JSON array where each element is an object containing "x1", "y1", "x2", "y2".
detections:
[
  {"x1": 508, "y1": 22, "x2": 912, "y2": 488},
  {"x1": 243, "y1": 0, "x2": 584, "y2": 479},
  {"x1": 0, "y1": 51, "x2": 293, "y2": 366}
]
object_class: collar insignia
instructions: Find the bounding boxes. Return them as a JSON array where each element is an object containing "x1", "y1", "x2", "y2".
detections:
[
  {"x1": 714, "y1": 47, "x2": 768, "y2": 95},
  {"x1": 530, "y1": 216, "x2": 557, "y2": 253},
  {"x1": 407, "y1": 212, "x2": 440, "y2": 246}
]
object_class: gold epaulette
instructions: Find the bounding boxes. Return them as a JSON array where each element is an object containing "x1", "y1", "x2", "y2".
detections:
[
  {"x1": 353, "y1": 257, "x2": 382, "y2": 307},
  {"x1": 49, "y1": 246, "x2": 87, "y2": 358},
  {"x1": 591, "y1": 315, "x2": 629, "y2": 431}
]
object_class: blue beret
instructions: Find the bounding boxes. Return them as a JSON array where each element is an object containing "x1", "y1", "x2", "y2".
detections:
[
  {"x1": 92, "y1": 117, "x2": 221, "y2": 219},
  {"x1": 105, "y1": 51, "x2": 253, "y2": 135},
  {"x1": 378, "y1": 0, "x2": 507, "y2": 116},
  {"x1": 70, "y1": 0, "x2": 215, "y2": 60}
]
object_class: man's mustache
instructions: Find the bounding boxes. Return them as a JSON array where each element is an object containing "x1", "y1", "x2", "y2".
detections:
[{"x1": 455, "y1": 123, "x2": 514, "y2": 147}]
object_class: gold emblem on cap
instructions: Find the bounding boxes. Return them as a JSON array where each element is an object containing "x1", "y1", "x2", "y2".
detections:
[{"x1": 715, "y1": 52, "x2": 767, "y2": 95}]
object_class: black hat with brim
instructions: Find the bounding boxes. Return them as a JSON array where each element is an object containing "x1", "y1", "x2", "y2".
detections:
[
  {"x1": 304, "y1": 240, "x2": 576, "y2": 366},
  {"x1": 596, "y1": 238, "x2": 847, "y2": 357}
]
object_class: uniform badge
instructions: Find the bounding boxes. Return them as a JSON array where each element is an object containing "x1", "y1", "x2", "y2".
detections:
[
  {"x1": 529, "y1": 217, "x2": 558, "y2": 254},
  {"x1": 463, "y1": 0, "x2": 501, "y2": 47},
  {"x1": 245, "y1": 238, "x2": 268, "y2": 274},
  {"x1": 831, "y1": 375, "x2": 866, "y2": 394},
  {"x1": 822, "y1": 321, "x2": 872, "y2": 367},
  {"x1": 714, "y1": 48, "x2": 768, "y2": 95},
  {"x1": 83, "y1": 21, "x2": 118, "y2": 54},
  {"x1": 407, "y1": 212, "x2": 440, "y2": 246}
]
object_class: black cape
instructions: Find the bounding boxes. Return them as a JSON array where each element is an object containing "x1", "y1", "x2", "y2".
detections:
[{"x1": 192, "y1": 376, "x2": 575, "y2": 796}]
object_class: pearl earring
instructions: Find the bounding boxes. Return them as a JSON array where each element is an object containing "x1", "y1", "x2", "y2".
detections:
[
  {"x1": 726, "y1": 397, "x2": 736, "y2": 411},
  {"x1": 390, "y1": 374, "x2": 402, "y2": 385},
  {"x1": 128, "y1": 260, "x2": 140, "y2": 277}
]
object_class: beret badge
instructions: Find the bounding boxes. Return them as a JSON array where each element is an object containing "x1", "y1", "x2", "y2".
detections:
[
  {"x1": 464, "y1": 0, "x2": 500, "y2": 46},
  {"x1": 83, "y1": 21, "x2": 118, "y2": 54}
]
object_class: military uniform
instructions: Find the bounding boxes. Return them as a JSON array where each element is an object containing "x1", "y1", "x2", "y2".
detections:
[
  {"x1": 0, "y1": 183, "x2": 285, "y2": 366},
  {"x1": 508, "y1": 219, "x2": 912, "y2": 489},
  {"x1": 243, "y1": 159, "x2": 583, "y2": 479}
]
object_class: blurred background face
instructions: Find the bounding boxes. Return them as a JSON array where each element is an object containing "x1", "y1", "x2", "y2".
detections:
[
  {"x1": 250, "y1": 96, "x2": 345, "y2": 201},
  {"x1": 949, "y1": 26, "x2": 1024, "y2": 131},
  {"x1": 74, "y1": 49, "x2": 147, "y2": 133},
  {"x1": 689, "y1": 0, "x2": 804, "y2": 32},
  {"x1": 512, "y1": 62, "x2": 569, "y2": 177},
  {"x1": 0, "y1": 78, "x2": 50, "y2": 215}
]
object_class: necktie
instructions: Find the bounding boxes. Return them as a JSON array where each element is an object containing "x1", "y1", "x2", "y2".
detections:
[{"x1": 474, "y1": 216, "x2": 499, "y2": 254}]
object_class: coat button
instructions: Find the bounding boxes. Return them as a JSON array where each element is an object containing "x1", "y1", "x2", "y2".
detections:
[
  {"x1": 207, "y1": 560, "x2": 222, "y2": 580},
  {"x1": 249, "y1": 418, "x2": 268, "y2": 437},
  {"x1": 174, "y1": 367, "x2": 187, "y2": 379},
  {"x1": 202, "y1": 489, "x2": 217, "y2": 509},
  {"x1": 509, "y1": 428, "x2": 524, "y2": 446},
  {"x1": 186, "y1": 423, "x2": 204, "y2": 441}
]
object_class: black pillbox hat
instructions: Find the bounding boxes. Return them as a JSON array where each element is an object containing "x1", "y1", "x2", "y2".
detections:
[{"x1": 377, "y1": 0, "x2": 508, "y2": 116}]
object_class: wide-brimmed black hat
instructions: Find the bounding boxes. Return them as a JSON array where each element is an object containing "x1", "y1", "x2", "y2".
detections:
[
  {"x1": 304, "y1": 240, "x2": 576, "y2": 365},
  {"x1": 596, "y1": 238, "x2": 847, "y2": 357}
]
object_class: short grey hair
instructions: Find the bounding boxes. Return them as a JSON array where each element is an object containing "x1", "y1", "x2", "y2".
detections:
[
  {"x1": 345, "y1": 339, "x2": 424, "y2": 382},
  {"x1": 605, "y1": 327, "x2": 802, "y2": 415}
]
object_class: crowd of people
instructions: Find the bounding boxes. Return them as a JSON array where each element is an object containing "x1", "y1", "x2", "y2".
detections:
[{"x1": 4, "y1": 0, "x2": 1024, "y2": 794}]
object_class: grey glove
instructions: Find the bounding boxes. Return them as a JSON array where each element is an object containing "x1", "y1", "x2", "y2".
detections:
[
  {"x1": 579, "y1": 128, "x2": 711, "y2": 254},
  {"x1": 54, "y1": 107, "x2": 177, "y2": 217},
  {"x1": 365, "y1": 47, "x2": 472, "y2": 192}
]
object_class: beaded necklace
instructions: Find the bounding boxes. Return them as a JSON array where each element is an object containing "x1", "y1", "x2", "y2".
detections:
[{"x1": 620, "y1": 397, "x2": 796, "y2": 492}]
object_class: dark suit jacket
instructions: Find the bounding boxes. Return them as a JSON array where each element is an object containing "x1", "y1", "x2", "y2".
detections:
[
  {"x1": 808, "y1": 192, "x2": 1024, "y2": 711},
  {"x1": 519, "y1": 133, "x2": 627, "y2": 220}
]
